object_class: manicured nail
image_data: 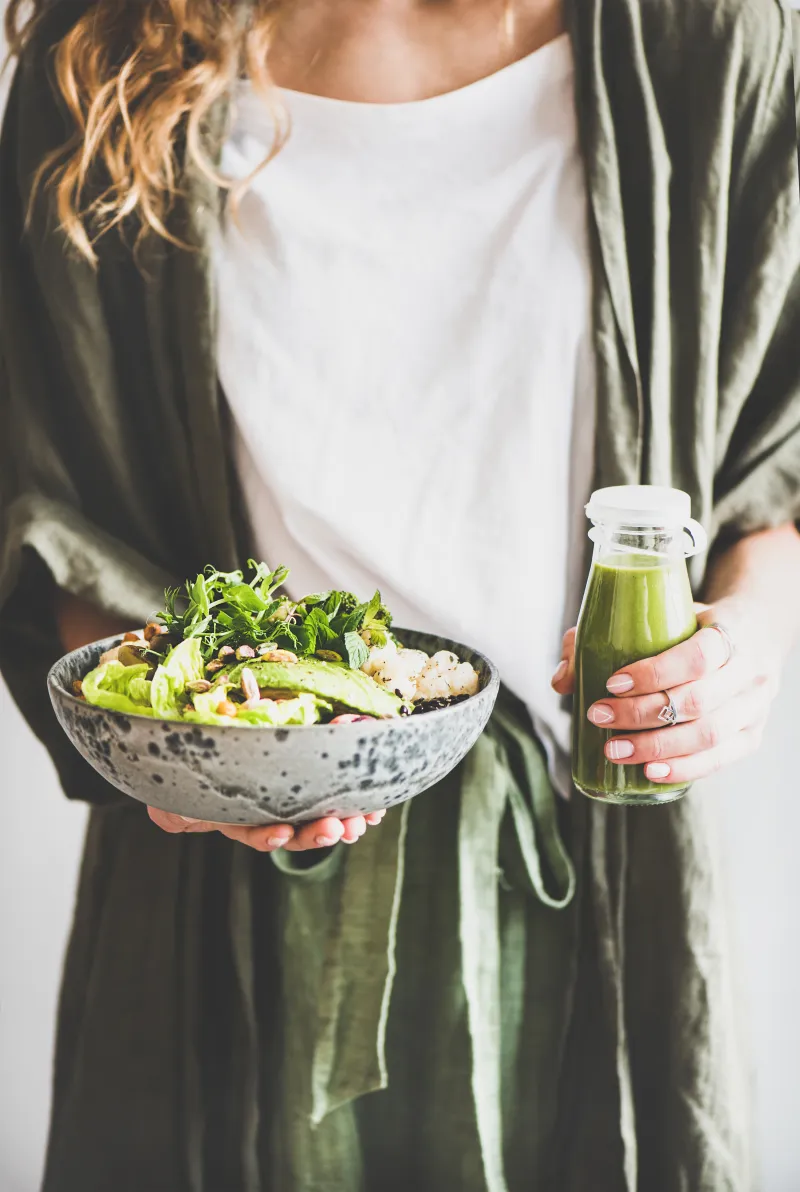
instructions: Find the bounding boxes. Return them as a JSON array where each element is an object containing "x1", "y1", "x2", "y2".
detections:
[
  {"x1": 552, "y1": 660, "x2": 568, "y2": 684},
  {"x1": 315, "y1": 835, "x2": 336, "y2": 846},
  {"x1": 589, "y1": 703, "x2": 615, "y2": 725},
  {"x1": 646, "y1": 763, "x2": 671, "y2": 779},
  {"x1": 606, "y1": 739, "x2": 634, "y2": 760},
  {"x1": 607, "y1": 674, "x2": 634, "y2": 694}
]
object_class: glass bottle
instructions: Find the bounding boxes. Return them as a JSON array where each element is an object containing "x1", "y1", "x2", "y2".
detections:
[{"x1": 572, "y1": 485, "x2": 707, "y2": 806}]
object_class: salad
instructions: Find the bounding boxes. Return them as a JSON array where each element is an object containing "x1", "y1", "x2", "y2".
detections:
[{"x1": 75, "y1": 562, "x2": 480, "y2": 727}]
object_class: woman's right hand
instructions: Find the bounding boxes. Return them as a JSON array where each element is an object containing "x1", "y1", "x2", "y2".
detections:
[
  {"x1": 147, "y1": 806, "x2": 387, "y2": 851},
  {"x1": 57, "y1": 590, "x2": 132, "y2": 653}
]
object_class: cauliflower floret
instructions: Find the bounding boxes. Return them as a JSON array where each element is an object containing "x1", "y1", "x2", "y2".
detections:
[
  {"x1": 415, "y1": 651, "x2": 479, "y2": 702},
  {"x1": 361, "y1": 640, "x2": 398, "y2": 678},
  {"x1": 413, "y1": 650, "x2": 456, "y2": 700},
  {"x1": 447, "y1": 662, "x2": 480, "y2": 698},
  {"x1": 364, "y1": 643, "x2": 479, "y2": 704},
  {"x1": 369, "y1": 647, "x2": 429, "y2": 702}
]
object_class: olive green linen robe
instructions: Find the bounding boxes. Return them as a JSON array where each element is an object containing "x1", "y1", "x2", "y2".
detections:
[{"x1": 1, "y1": 1, "x2": 799, "y2": 1190}]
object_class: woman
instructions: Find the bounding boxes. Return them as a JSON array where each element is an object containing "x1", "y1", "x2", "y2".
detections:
[{"x1": 2, "y1": 0, "x2": 799, "y2": 1189}]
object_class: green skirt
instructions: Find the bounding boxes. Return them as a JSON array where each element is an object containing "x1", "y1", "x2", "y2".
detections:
[{"x1": 41, "y1": 697, "x2": 749, "y2": 1192}]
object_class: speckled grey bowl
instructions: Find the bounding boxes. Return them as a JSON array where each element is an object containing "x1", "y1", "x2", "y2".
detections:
[{"x1": 48, "y1": 630, "x2": 499, "y2": 824}]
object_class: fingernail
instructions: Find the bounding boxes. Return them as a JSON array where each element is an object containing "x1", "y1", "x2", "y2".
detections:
[
  {"x1": 646, "y1": 763, "x2": 671, "y2": 779},
  {"x1": 552, "y1": 660, "x2": 568, "y2": 683},
  {"x1": 607, "y1": 674, "x2": 634, "y2": 694},
  {"x1": 179, "y1": 816, "x2": 201, "y2": 824},
  {"x1": 315, "y1": 835, "x2": 336, "y2": 846},
  {"x1": 606, "y1": 739, "x2": 634, "y2": 760},
  {"x1": 589, "y1": 703, "x2": 615, "y2": 725},
  {"x1": 267, "y1": 836, "x2": 287, "y2": 849}
]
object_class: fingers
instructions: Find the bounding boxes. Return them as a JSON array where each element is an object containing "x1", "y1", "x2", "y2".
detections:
[
  {"x1": 340, "y1": 816, "x2": 367, "y2": 844},
  {"x1": 283, "y1": 816, "x2": 345, "y2": 851},
  {"x1": 217, "y1": 823, "x2": 294, "y2": 851},
  {"x1": 603, "y1": 684, "x2": 771, "y2": 769},
  {"x1": 587, "y1": 657, "x2": 751, "y2": 731},
  {"x1": 606, "y1": 625, "x2": 731, "y2": 697},
  {"x1": 148, "y1": 806, "x2": 294, "y2": 851},
  {"x1": 641, "y1": 724, "x2": 763, "y2": 785},
  {"x1": 551, "y1": 627, "x2": 577, "y2": 694},
  {"x1": 283, "y1": 810, "x2": 386, "y2": 849},
  {"x1": 149, "y1": 806, "x2": 388, "y2": 852},
  {"x1": 148, "y1": 807, "x2": 216, "y2": 834}
]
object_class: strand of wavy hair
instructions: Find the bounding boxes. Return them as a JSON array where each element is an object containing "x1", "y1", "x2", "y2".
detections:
[{"x1": 5, "y1": 0, "x2": 288, "y2": 265}]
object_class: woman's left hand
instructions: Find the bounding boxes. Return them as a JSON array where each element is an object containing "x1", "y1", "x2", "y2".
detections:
[
  {"x1": 551, "y1": 602, "x2": 782, "y2": 785},
  {"x1": 147, "y1": 807, "x2": 386, "y2": 851}
]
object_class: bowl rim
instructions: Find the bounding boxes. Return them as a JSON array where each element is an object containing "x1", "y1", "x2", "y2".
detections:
[{"x1": 48, "y1": 627, "x2": 501, "y2": 733}]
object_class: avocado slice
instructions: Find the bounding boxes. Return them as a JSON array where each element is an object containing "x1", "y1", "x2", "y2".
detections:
[{"x1": 223, "y1": 658, "x2": 406, "y2": 718}]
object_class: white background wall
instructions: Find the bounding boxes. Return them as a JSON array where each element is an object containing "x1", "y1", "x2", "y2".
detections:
[{"x1": 2, "y1": 15, "x2": 800, "y2": 1192}]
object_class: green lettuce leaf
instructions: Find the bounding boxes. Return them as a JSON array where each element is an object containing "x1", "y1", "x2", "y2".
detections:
[
  {"x1": 150, "y1": 638, "x2": 205, "y2": 720},
  {"x1": 183, "y1": 690, "x2": 321, "y2": 727},
  {"x1": 181, "y1": 686, "x2": 234, "y2": 726},
  {"x1": 236, "y1": 693, "x2": 321, "y2": 726},
  {"x1": 81, "y1": 661, "x2": 156, "y2": 717}
]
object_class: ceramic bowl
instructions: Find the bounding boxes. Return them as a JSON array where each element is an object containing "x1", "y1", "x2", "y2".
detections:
[{"x1": 48, "y1": 630, "x2": 500, "y2": 824}]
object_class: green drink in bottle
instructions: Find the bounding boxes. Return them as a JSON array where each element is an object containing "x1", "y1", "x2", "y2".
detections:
[{"x1": 572, "y1": 486, "x2": 707, "y2": 805}]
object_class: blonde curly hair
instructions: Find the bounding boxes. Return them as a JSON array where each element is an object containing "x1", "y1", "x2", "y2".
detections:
[{"x1": 5, "y1": 0, "x2": 285, "y2": 262}]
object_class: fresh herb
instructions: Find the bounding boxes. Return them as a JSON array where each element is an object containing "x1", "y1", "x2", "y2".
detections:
[
  {"x1": 158, "y1": 562, "x2": 393, "y2": 668},
  {"x1": 343, "y1": 631, "x2": 371, "y2": 670}
]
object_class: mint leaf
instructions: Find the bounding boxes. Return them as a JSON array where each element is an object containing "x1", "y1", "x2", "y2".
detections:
[
  {"x1": 296, "y1": 622, "x2": 317, "y2": 655},
  {"x1": 363, "y1": 590, "x2": 382, "y2": 624},
  {"x1": 343, "y1": 631, "x2": 370, "y2": 670},
  {"x1": 343, "y1": 605, "x2": 368, "y2": 634},
  {"x1": 324, "y1": 591, "x2": 344, "y2": 618},
  {"x1": 305, "y1": 607, "x2": 337, "y2": 642}
]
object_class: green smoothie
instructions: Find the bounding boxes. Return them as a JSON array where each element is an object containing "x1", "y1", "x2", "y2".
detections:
[{"x1": 572, "y1": 552, "x2": 697, "y2": 804}]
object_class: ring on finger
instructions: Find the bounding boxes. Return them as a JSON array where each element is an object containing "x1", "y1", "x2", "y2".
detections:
[
  {"x1": 656, "y1": 691, "x2": 680, "y2": 726},
  {"x1": 706, "y1": 621, "x2": 736, "y2": 667}
]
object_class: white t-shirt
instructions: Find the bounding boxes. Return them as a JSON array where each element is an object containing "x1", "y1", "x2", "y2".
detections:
[{"x1": 216, "y1": 35, "x2": 595, "y2": 785}]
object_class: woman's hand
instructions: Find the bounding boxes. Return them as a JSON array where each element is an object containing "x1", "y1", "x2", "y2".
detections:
[
  {"x1": 56, "y1": 590, "x2": 132, "y2": 654},
  {"x1": 147, "y1": 806, "x2": 387, "y2": 851},
  {"x1": 551, "y1": 600, "x2": 783, "y2": 786}
]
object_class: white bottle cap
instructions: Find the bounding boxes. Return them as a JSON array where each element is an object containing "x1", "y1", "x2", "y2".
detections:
[{"x1": 585, "y1": 485, "x2": 692, "y2": 528}]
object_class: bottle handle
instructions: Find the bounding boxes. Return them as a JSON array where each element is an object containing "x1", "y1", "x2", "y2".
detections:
[{"x1": 683, "y1": 518, "x2": 708, "y2": 557}]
